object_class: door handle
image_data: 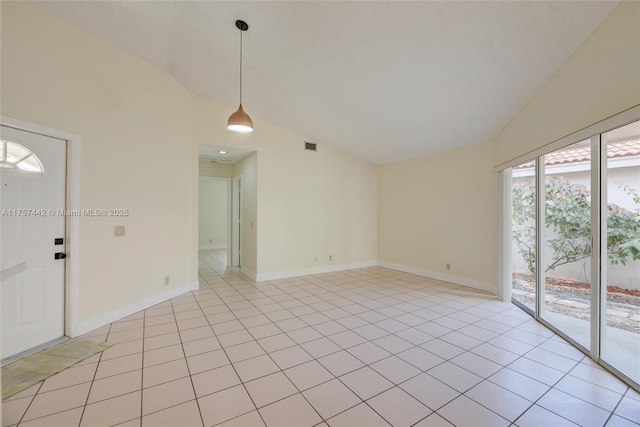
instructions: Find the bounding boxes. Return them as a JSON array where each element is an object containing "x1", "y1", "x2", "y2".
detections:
[{"x1": 54, "y1": 252, "x2": 67, "y2": 260}]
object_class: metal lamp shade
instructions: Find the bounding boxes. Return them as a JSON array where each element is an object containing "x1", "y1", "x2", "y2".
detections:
[{"x1": 227, "y1": 104, "x2": 254, "y2": 133}]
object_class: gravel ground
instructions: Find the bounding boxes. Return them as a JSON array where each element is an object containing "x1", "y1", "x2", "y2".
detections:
[{"x1": 512, "y1": 278, "x2": 640, "y2": 333}]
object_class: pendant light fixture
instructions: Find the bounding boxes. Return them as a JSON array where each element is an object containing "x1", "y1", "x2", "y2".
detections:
[{"x1": 227, "y1": 20, "x2": 254, "y2": 133}]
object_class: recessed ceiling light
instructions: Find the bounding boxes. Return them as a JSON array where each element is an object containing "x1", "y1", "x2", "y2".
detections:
[{"x1": 218, "y1": 150, "x2": 227, "y2": 154}]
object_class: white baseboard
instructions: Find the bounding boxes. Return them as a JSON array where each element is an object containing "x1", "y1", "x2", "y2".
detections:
[
  {"x1": 255, "y1": 260, "x2": 378, "y2": 282},
  {"x1": 70, "y1": 262, "x2": 494, "y2": 337},
  {"x1": 198, "y1": 244, "x2": 227, "y2": 250},
  {"x1": 377, "y1": 261, "x2": 496, "y2": 295},
  {"x1": 238, "y1": 266, "x2": 257, "y2": 281},
  {"x1": 72, "y1": 281, "x2": 199, "y2": 337}
]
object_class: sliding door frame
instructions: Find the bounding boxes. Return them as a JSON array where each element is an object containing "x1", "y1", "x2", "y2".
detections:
[
  {"x1": 535, "y1": 157, "x2": 546, "y2": 319},
  {"x1": 590, "y1": 134, "x2": 604, "y2": 360},
  {"x1": 499, "y1": 106, "x2": 640, "y2": 392}
]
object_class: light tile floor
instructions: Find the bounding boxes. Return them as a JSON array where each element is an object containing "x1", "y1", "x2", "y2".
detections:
[{"x1": 2, "y1": 249, "x2": 639, "y2": 427}]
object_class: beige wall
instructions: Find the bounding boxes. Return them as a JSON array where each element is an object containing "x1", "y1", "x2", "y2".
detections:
[
  {"x1": 194, "y1": 98, "x2": 378, "y2": 279},
  {"x1": 378, "y1": 143, "x2": 498, "y2": 292},
  {"x1": 2, "y1": 3, "x2": 378, "y2": 326},
  {"x1": 493, "y1": 1, "x2": 640, "y2": 168},
  {"x1": 1, "y1": 2, "x2": 197, "y2": 322},
  {"x1": 7, "y1": 0, "x2": 632, "y2": 323},
  {"x1": 376, "y1": 2, "x2": 639, "y2": 294},
  {"x1": 256, "y1": 141, "x2": 378, "y2": 276},
  {"x1": 198, "y1": 178, "x2": 228, "y2": 249},
  {"x1": 199, "y1": 160, "x2": 233, "y2": 178}
]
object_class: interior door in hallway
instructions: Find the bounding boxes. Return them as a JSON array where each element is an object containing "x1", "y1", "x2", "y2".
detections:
[
  {"x1": 232, "y1": 175, "x2": 242, "y2": 267},
  {"x1": 1, "y1": 125, "x2": 66, "y2": 360}
]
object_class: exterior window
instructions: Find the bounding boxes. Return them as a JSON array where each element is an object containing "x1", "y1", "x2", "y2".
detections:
[
  {"x1": 602, "y1": 122, "x2": 640, "y2": 385},
  {"x1": 539, "y1": 139, "x2": 593, "y2": 351},
  {"x1": 0, "y1": 139, "x2": 44, "y2": 173},
  {"x1": 504, "y1": 118, "x2": 640, "y2": 390}
]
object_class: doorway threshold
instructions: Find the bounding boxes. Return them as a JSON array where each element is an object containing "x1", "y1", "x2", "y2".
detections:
[{"x1": 1, "y1": 336, "x2": 69, "y2": 367}]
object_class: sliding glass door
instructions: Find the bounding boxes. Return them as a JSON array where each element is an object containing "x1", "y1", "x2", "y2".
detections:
[
  {"x1": 511, "y1": 160, "x2": 536, "y2": 314},
  {"x1": 601, "y1": 121, "x2": 640, "y2": 385},
  {"x1": 507, "y1": 119, "x2": 640, "y2": 389},
  {"x1": 539, "y1": 139, "x2": 592, "y2": 351}
]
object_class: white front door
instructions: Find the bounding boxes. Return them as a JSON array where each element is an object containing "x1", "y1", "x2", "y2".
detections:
[{"x1": 1, "y1": 126, "x2": 66, "y2": 359}]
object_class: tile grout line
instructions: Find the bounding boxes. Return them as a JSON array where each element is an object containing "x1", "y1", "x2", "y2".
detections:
[
  {"x1": 76, "y1": 322, "x2": 112, "y2": 427},
  {"x1": 204, "y1": 255, "x2": 574, "y2": 427},
  {"x1": 510, "y1": 343, "x2": 613, "y2": 427},
  {"x1": 454, "y1": 332, "x2": 594, "y2": 425},
  {"x1": 196, "y1": 279, "x2": 271, "y2": 427},
  {"x1": 169, "y1": 295, "x2": 206, "y2": 427},
  {"x1": 606, "y1": 388, "x2": 637, "y2": 425},
  {"x1": 200, "y1": 254, "x2": 515, "y2": 425},
  {"x1": 206, "y1": 267, "x2": 336, "y2": 425},
  {"x1": 138, "y1": 304, "x2": 146, "y2": 427},
  {"x1": 11, "y1": 378, "x2": 44, "y2": 426},
  {"x1": 201, "y1": 254, "x2": 486, "y2": 426},
  {"x1": 7, "y1": 250, "x2": 631, "y2": 427}
]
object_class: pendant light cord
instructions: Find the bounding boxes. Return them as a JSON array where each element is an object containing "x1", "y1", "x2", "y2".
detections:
[{"x1": 239, "y1": 29, "x2": 243, "y2": 104}]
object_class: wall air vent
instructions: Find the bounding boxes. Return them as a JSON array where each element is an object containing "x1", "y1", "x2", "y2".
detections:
[{"x1": 305, "y1": 141, "x2": 317, "y2": 152}]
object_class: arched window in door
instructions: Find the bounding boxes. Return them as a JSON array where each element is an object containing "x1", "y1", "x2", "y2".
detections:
[{"x1": 0, "y1": 139, "x2": 45, "y2": 173}]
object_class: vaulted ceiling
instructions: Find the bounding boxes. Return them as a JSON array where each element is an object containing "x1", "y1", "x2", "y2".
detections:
[{"x1": 32, "y1": 1, "x2": 619, "y2": 164}]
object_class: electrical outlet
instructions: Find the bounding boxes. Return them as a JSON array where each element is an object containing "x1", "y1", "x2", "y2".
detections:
[
  {"x1": 446, "y1": 263, "x2": 451, "y2": 271},
  {"x1": 114, "y1": 226, "x2": 125, "y2": 237},
  {"x1": 329, "y1": 255, "x2": 334, "y2": 261},
  {"x1": 164, "y1": 275, "x2": 170, "y2": 285}
]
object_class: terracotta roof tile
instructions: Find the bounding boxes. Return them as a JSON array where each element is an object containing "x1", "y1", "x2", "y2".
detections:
[{"x1": 515, "y1": 140, "x2": 640, "y2": 169}]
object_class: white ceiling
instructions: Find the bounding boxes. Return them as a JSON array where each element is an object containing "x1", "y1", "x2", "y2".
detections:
[
  {"x1": 198, "y1": 143, "x2": 253, "y2": 164},
  {"x1": 31, "y1": 1, "x2": 619, "y2": 165}
]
